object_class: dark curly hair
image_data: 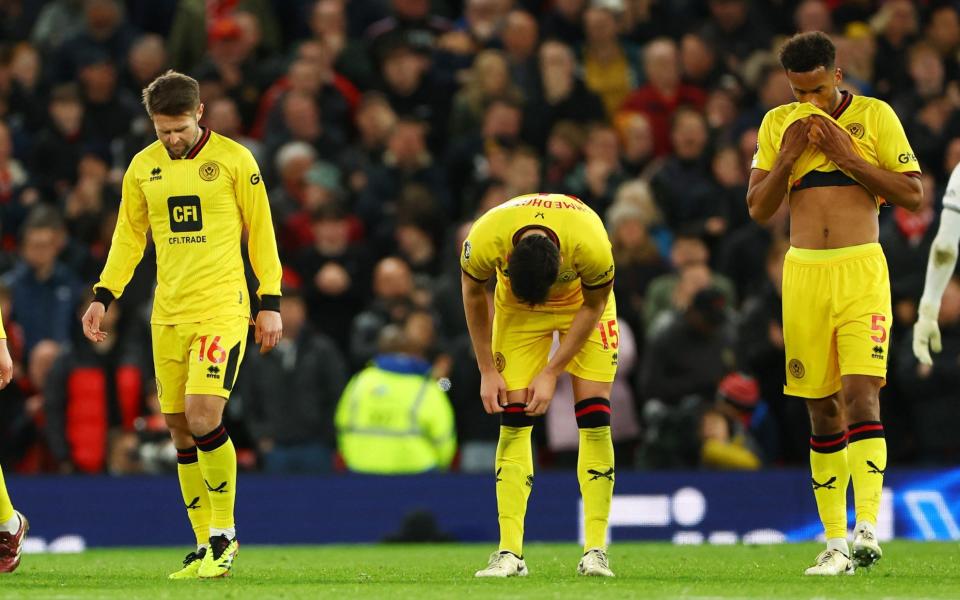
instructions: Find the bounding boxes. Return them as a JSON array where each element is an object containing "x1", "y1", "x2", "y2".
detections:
[
  {"x1": 778, "y1": 31, "x2": 835, "y2": 73},
  {"x1": 508, "y1": 234, "x2": 560, "y2": 306}
]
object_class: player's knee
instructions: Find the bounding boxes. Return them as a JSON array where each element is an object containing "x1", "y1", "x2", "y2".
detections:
[
  {"x1": 806, "y1": 396, "x2": 844, "y2": 434},
  {"x1": 184, "y1": 407, "x2": 221, "y2": 437},
  {"x1": 575, "y1": 397, "x2": 611, "y2": 428}
]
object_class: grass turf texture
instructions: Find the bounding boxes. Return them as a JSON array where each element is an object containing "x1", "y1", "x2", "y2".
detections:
[{"x1": 2, "y1": 542, "x2": 958, "y2": 599}]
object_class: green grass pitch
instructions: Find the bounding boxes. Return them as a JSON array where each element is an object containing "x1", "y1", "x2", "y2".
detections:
[{"x1": 3, "y1": 542, "x2": 958, "y2": 599}]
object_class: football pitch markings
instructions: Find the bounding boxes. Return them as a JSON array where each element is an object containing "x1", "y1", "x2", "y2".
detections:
[{"x1": 2, "y1": 541, "x2": 958, "y2": 599}]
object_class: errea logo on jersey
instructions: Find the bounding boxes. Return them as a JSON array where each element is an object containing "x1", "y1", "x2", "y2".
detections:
[{"x1": 168, "y1": 195, "x2": 203, "y2": 232}]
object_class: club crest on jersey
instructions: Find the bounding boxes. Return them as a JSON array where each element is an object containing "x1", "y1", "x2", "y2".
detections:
[
  {"x1": 557, "y1": 270, "x2": 576, "y2": 282},
  {"x1": 845, "y1": 123, "x2": 865, "y2": 139},
  {"x1": 199, "y1": 162, "x2": 220, "y2": 181},
  {"x1": 788, "y1": 358, "x2": 805, "y2": 379},
  {"x1": 463, "y1": 240, "x2": 471, "y2": 260}
]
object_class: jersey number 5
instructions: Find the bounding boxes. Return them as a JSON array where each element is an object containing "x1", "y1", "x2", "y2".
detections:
[{"x1": 870, "y1": 314, "x2": 887, "y2": 344}]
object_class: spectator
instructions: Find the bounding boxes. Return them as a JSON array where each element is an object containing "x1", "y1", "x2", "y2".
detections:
[
  {"x1": 2, "y1": 206, "x2": 80, "y2": 355},
  {"x1": 241, "y1": 281, "x2": 347, "y2": 473},
  {"x1": 335, "y1": 313, "x2": 456, "y2": 474},
  {"x1": 871, "y1": 0, "x2": 918, "y2": 100},
  {"x1": 699, "y1": 373, "x2": 764, "y2": 470},
  {"x1": 522, "y1": 39, "x2": 606, "y2": 151},
  {"x1": 540, "y1": 0, "x2": 585, "y2": 44},
  {"x1": 365, "y1": 0, "x2": 453, "y2": 61},
  {"x1": 620, "y1": 38, "x2": 707, "y2": 157},
  {"x1": 650, "y1": 108, "x2": 725, "y2": 239},
  {"x1": 448, "y1": 50, "x2": 524, "y2": 140},
  {"x1": 310, "y1": 0, "x2": 376, "y2": 90},
  {"x1": 581, "y1": 3, "x2": 641, "y2": 120},
  {"x1": 349, "y1": 256, "x2": 415, "y2": 368},
  {"x1": 52, "y1": 0, "x2": 138, "y2": 83},
  {"x1": 698, "y1": 0, "x2": 772, "y2": 73},
  {"x1": 29, "y1": 84, "x2": 87, "y2": 201},
  {"x1": 565, "y1": 123, "x2": 627, "y2": 215},
  {"x1": 119, "y1": 34, "x2": 169, "y2": 101},
  {"x1": 44, "y1": 297, "x2": 146, "y2": 474},
  {"x1": 640, "y1": 287, "x2": 735, "y2": 405},
  {"x1": 500, "y1": 10, "x2": 540, "y2": 99}
]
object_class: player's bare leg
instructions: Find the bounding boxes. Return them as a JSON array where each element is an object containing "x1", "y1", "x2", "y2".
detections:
[
  {"x1": 185, "y1": 395, "x2": 239, "y2": 578},
  {"x1": 843, "y1": 375, "x2": 885, "y2": 569},
  {"x1": 476, "y1": 389, "x2": 531, "y2": 578},
  {"x1": 804, "y1": 393, "x2": 853, "y2": 575},
  {"x1": 572, "y1": 377, "x2": 614, "y2": 577}
]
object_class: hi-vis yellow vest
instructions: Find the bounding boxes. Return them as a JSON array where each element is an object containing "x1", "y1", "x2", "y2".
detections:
[{"x1": 335, "y1": 364, "x2": 456, "y2": 475}]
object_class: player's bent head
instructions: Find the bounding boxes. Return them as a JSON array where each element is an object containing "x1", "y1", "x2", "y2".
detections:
[
  {"x1": 508, "y1": 234, "x2": 560, "y2": 306},
  {"x1": 142, "y1": 70, "x2": 200, "y2": 118},
  {"x1": 778, "y1": 31, "x2": 835, "y2": 74},
  {"x1": 778, "y1": 31, "x2": 841, "y2": 111},
  {"x1": 143, "y1": 71, "x2": 204, "y2": 157}
]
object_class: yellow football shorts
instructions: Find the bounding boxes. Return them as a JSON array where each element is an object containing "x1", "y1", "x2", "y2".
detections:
[
  {"x1": 782, "y1": 243, "x2": 891, "y2": 398},
  {"x1": 152, "y1": 314, "x2": 249, "y2": 413},
  {"x1": 492, "y1": 291, "x2": 618, "y2": 391}
]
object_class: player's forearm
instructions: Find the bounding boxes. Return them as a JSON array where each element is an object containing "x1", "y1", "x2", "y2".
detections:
[
  {"x1": 920, "y1": 208, "x2": 960, "y2": 312},
  {"x1": 839, "y1": 156, "x2": 922, "y2": 211},
  {"x1": 746, "y1": 161, "x2": 792, "y2": 223},
  {"x1": 543, "y1": 297, "x2": 607, "y2": 376},
  {"x1": 462, "y1": 278, "x2": 496, "y2": 373},
  {"x1": 96, "y1": 230, "x2": 148, "y2": 304}
]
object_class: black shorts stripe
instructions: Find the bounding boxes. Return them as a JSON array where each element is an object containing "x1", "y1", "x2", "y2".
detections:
[{"x1": 223, "y1": 341, "x2": 241, "y2": 391}]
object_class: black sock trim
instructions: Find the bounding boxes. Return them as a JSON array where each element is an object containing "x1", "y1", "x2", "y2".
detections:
[
  {"x1": 194, "y1": 423, "x2": 229, "y2": 452},
  {"x1": 810, "y1": 431, "x2": 847, "y2": 453},
  {"x1": 848, "y1": 420, "x2": 884, "y2": 443},
  {"x1": 501, "y1": 404, "x2": 534, "y2": 427},
  {"x1": 575, "y1": 397, "x2": 611, "y2": 428},
  {"x1": 176, "y1": 446, "x2": 199, "y2": 465}
]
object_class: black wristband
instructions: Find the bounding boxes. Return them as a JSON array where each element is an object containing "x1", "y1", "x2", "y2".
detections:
[
  {"x1": 260, "y1": 294, "x2": 280, "y2": 312},
  {"x1": 93, "y1": 288, "x2": 115, "y2": 310}
]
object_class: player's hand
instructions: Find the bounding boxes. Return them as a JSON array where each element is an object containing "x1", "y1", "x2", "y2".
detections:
[
  {"x1": 81, "y1": 302, "x2": 108, "y2": 343},
  {"x1": 255, "y1": 310, "x2": 283, "y2": 354},
  {"x1": 479, "y1": 368, "x2": 507, "y2": 414},
  {"x1": 808, "y1": 115, "x2": 856, "y2": 165},
  {"x1": 779, "y1": 119, "x2": 811, "y2": 164},
  {"x1": 524, "y1": 369, "x2": 558, "y2": 416},
  {"x1": 0, "y1": 340, "x2": 12, "y2": 390},
  {"x1": 912, "y1": 316, "x2": 942, "y2": 366}
]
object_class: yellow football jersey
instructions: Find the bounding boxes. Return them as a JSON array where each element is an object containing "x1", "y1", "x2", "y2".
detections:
[
  {"x1": 461, "y1": 193, "x2": 615, "y2": 310},
  {"x1": 95, "y1": 128, "x2": 282, "y2": 324},
  {"x1": 752, "y1": 92, "x2": 920, "y2": 205}
]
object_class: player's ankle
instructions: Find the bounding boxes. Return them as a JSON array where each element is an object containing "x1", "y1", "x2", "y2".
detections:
[{"x1": 826, "y1": 537, "x2": 849, "y2": 555}]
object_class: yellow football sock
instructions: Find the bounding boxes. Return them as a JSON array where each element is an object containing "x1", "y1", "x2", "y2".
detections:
[
  {"x1": 495, "y1": 414, "x2": 533, "y2": 557},
  {"x1": 847, "y1": 421, "x2": 886, "y2": 526},
  {"x1": 176, "y1": 447, "x2": 211, "y2": 546},
  {"x1": 0, "y1": 465, "x2": 15, "y2": 524},
  {"x1": 194, "y1": 424, "x2": 237, "y2": 531},
  {"x1": 810, "y1": 431, "x2": 850, "y2": 540},
  {"x1": 578, "y1": 426, "x2": 614, "y2": 551}
]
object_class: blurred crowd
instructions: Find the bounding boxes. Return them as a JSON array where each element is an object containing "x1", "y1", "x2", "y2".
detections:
[{"x1": 1, "y1": 0, "x2": 959, "y2": 476}]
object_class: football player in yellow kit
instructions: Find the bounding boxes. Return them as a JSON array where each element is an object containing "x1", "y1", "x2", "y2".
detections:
[
  {"x1": 747, "y1": 33, "x2": 922, "y2": 575},
  {"x1": 81, "y1": 71, "x2": 282, "y2": 578},
  {"x1": 462, "y1": 193, "x2": 617, "y2": 578}
]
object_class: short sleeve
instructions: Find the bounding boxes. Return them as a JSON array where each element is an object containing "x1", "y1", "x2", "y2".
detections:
[
  {"x1": 577, "y1": 213, "x2": 615, "y2": 290},
  {"x1": 460, "y1": 216, "x2": 498, "y2": 282},
  {"x1": 751, "y1": 109, "x2": 779, "y2": 172},
  {"x1": 875, "y1": 101, "x2": 920, "y2": 174}
]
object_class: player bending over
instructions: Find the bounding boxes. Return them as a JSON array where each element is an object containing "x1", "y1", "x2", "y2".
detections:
[{"x1": 462, "y1": 193, "x2": 617, "y2": 578}]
